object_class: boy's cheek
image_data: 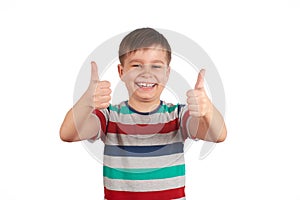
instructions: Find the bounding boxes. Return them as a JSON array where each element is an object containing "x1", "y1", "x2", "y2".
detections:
[
  {"x1": 158, "y1": 74, "x2": 169, "y2": 85},
  {"x1": 121, "y1": 68, "x2": 136, "y2": 80},
  {"x1": 120, "y1": 70, "x2": 134, "y2": 81}
]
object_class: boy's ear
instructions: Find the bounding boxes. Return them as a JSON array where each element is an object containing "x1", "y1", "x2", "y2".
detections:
[
  {"x1": 166, "y1": 65, "x2": 171, "y2": 79},
  {"x1": 118, "y1": 64, "x2": 124, "y2": 79}
]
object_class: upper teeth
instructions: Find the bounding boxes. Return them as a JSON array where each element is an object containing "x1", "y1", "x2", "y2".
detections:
[{"x1": 137, "y1": 83, "x2": 155, "y2": 87}]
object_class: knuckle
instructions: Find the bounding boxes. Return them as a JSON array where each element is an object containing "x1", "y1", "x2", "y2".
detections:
[
  {"x1": 187, "y1": 98, "x2": 192, "y2": 104},
  {"x1": 100, "y1": 103, "x2": 107, "y2": 109},
  {"x1": 186, "y1": 89, "x2": 193, "y2": 96},
  {"x1": 101, "y1": 80, "x2": 111, "y2": 87}
]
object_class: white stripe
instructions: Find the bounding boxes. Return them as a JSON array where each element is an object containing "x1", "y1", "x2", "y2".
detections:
[
  {"x1": 103, "y1": 153, "x2": 185, "y2": 169},
  {"x1": 105, "y1": 131, "x2": 184, "y2": 146},
  {"x1": 103, "y1": 176, "x2": 185, "y2": 192}
]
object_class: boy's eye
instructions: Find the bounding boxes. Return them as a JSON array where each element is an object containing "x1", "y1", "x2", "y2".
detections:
[
  {"x1": 152, "y1": 65, "x2": 162, "y2": 69},
  {"x1": 132, "y1": 64, "x2": 142, "y2": 68}
]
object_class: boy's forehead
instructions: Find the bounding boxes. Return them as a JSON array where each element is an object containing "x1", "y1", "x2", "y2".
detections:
[{"x1": 124, "y1": 47, "x2": 169, "y2": 63}]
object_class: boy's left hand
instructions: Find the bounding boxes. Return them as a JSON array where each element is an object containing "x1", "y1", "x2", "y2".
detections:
[{"x1": 186, "y1": 69, "x2": 212, "y2": 117}]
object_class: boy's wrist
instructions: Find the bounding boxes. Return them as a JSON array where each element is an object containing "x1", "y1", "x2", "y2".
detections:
[{"x1": 75, "y1": 91, "x2": 95, "y2": 111}]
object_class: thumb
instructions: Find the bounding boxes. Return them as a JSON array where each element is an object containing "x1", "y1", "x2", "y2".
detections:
[
  {"x1": 194, "y1": 69, "x2": 206, "y2": 89},
  {"x1": 90, "y1": 61, "x2": 99, "y2": 81}
]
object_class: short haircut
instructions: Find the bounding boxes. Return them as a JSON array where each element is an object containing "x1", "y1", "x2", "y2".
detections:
[{"x1": 118, "y1": 28, "x2": 172, "y2": 65}]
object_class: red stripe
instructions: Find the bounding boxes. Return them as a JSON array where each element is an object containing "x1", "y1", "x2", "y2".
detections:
[
  {"x1": 107, "y1": 118, "x2": 179, "y2": 135},
  {"x1": 104, "y1": 186, "x2": 185, "y2": 200}
]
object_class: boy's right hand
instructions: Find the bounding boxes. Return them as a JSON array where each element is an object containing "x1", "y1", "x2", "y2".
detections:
[{"x1": 87, "y1": 61, "x2": 111, "y2": 109}]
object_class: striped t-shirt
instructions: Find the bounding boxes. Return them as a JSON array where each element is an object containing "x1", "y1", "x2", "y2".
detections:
[{"x1": 93, "y1": 100, "x2": 192, "y2": 200}]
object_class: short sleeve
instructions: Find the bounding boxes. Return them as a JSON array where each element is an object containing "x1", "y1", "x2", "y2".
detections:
[
  {"x1": 88, "y1": 107, "x2": 110, "y2": 142},
  {"x1": 178, "y1": 104, "x2": 197, "y2": 140}
]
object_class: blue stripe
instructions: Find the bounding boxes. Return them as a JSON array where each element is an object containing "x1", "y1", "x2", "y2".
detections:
[{"x1": 104, "y1": 142, "x2": 184, "y2": 157}]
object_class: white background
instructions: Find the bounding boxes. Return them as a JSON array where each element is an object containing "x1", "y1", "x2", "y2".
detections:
[{"x1": 1, "y1": 0, "x2": 300, "y2": 199}]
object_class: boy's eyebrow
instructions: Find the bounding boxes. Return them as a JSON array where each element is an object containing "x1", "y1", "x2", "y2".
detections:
[{"x1": 128, "y1": 59, "x2": 166, "y2": 64}]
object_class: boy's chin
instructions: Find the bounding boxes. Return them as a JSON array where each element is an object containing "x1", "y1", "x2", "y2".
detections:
[{"x1": 130, "y1": 93, "x2": 161, "y2": 103}]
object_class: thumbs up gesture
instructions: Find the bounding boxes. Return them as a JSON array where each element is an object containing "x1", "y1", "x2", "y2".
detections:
[
  {"x1": 87, "y1": 61, "x2": 111, "y2": 109},
  {"x1": 186, "y1": 69, "x2": 212, "y2": 117}
]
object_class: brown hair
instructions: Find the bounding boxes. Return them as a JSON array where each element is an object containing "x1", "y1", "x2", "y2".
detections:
[{"x1": 118, "y1": 28, "x2": 172, "y2": 65}]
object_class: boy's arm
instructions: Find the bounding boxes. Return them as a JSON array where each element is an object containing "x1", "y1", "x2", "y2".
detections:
[
  {"x1": 186, "y1": 69, "x2": 227, "y2": 142},
  {"x1": 59, "y1": 62, "x2": 111, "y2": 142}
]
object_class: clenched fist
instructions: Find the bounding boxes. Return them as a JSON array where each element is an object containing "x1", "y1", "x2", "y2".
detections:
[
  {"x1": 87, "y1": 61, "x2": 111, "y2": 109},
  {"x1": 186, "y1": 69, "x2": 212, "y2": 117}
]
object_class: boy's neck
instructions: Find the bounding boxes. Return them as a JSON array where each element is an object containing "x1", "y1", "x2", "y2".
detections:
[{"x1": 128, "y1": 99, "x2": 161, "y2": 113}]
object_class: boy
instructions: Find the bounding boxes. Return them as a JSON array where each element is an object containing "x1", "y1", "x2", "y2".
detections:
[{"x1": 60, "y1": 28, "x2": 227, "y2": 200}]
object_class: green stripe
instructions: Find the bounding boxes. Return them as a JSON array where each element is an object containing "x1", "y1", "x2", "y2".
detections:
[
  {"x1": 109, "y1": 104, "x2": 133, "y2": 114},
  {"x1": 158, "y1": 104, "x2": 178, "y2": 113},
  {"x1": 103, "y1": 164, "x2": 185, "y2": 180},
  {"x1": 109, "y1": 104, "x2": 178, "y2": 115}
]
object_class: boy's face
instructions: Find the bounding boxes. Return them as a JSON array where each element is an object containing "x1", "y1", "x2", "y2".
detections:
[{"x1": 118, "y1": 47, "x2": 170, "y2": 105}]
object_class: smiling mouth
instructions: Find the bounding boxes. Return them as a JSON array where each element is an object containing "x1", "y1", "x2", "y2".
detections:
[{"x1": 136, "y1": 82, "x2": 157, "y2": 88}]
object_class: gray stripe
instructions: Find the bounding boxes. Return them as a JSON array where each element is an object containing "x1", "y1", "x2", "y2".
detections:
[
  {"x1": 103, "y1": 153, "x2": 185, "y2": 169},
  {"x1": 109, "y1": 110, "x2": 179, "y2": 125},
  {"x1": 103, "y1": 176, "x2": 185, "y2": 192}
]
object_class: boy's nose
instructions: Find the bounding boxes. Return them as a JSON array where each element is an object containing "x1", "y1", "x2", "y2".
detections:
[
  {"x1": 140, "y1": 71, "x2": 153, "y2": 78},
  {"x1": 140, "y1": 65, "x2": 154, "y2": 76}
]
